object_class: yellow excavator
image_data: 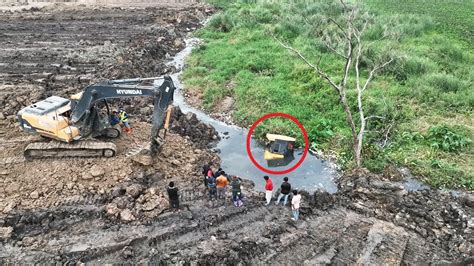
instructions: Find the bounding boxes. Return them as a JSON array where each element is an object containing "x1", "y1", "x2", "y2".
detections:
[{"x1": 17, "y1": 76, "x2": 175, "y2": 159}]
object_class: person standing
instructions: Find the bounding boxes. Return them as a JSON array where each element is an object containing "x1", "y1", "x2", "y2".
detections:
[
  {"x1": 118, "y1": 108, "x2": 132, "y2": 134},
  {"x1": 230, "y1": 175, "x2": 243, "y2": 207},
  {"x1": 216, "y1": 171, "x2": 229, "y2": 200},
  {"x1": 167, "y1": 182, "x2": 179, "y2": 211},
  {"x1": 291, "y1": 190, "x2": 301, "y2": 221},
  {"x1": 214, "y1": 167, "x2": 223, "y2": 178},
  {"x1": 207, "y1": 175, "x2": 217, "y2": 200},
  {"x1": 202, "y1": 163, "x2": 213, "y2": 188},
  {"x1": 275, "y1": 177, "x2": 291, "y2": 206},
  {"x1": 264, "y1": 176, "x2": 273, "y2": 206}
]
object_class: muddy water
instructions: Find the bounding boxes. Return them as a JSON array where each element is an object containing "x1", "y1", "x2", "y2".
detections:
[{"x1": 169, "y1": 39, "x2": 338, "y2": 193}]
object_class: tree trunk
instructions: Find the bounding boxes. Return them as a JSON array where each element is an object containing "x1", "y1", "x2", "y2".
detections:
[{"x1": 338, "y1": 89, "x2": 361, "y2": 167}]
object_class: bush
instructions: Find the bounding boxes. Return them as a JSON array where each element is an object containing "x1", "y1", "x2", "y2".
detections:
[
  {"x1": 209, "y1": 13, "x2": 235, "y2": 32},
  {"x1": 307, "y1": 119, "x2": 335, "y2": 145},
  {"x1": 426, "y1": 73, "x2": 464, "y2": 92},
  {"x1": 427, "y1": 125, "x2": 471, "y2": 152},
  {"x1": 384, "y1": 55, "x2": 433, "y2": 81},
  {"x1": 437, "y1": 41, "x2": 466, "y2": 62}
]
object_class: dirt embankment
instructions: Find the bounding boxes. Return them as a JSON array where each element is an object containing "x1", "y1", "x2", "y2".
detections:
[
  {"x1": 0, "y1": 3, "x2": 214, "y2": 124},
  {"x1": 1, "y1": 162, "x2": 472, "y2": 264}
]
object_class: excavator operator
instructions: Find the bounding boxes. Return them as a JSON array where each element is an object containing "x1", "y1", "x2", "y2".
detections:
[
  {"x1": 118, "y1": 109, "x2": 132, "y2": 134},
  {"x1": 110, "y1": 111, "x2": 120, "y2": 126}
]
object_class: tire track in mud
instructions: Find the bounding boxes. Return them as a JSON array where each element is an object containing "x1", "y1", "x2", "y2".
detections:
[
  {"x1": 0, "y1": 156, "x2": 25, "y2": 165},
  {"x1": 9, "y1": 198, "x2": 413, "y2": 264},
  {"x1": 82, "y1": 201, "x2": 278, "y2": 263}
]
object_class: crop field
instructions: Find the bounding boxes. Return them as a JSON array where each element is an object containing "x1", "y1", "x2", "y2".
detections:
[{"x1": 182, "y1": 0, "x2": 474, "y2": 189}]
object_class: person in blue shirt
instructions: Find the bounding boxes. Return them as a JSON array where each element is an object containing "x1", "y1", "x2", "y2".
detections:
[{"x1": 110, "y1": 111, "x2": 120, "y2": 126}]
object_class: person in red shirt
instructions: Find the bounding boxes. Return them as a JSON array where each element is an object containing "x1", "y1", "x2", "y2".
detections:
[{"x1": 264, "y1": 176, "x2": 273, "y2": 205}]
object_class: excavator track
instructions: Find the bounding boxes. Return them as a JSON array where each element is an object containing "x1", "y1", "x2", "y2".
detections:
[{"x1": 24, "y1": 141, "x2": 117, "y2": 160}]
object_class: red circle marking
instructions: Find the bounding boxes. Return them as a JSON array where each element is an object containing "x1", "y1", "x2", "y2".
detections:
[{"x1": 246, "y1": 113, "x2": 309, "y2": 175}]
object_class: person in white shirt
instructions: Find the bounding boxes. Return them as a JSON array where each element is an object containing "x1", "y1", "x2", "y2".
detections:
[{"x1": 291, "y1": 190, "x2": 301, "y2": 221}]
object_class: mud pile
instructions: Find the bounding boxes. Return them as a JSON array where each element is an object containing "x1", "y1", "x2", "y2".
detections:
[
  {"x1": 0, "y1": 4, "x2": 214, "y2": 124},
  {"x1": 170, "y1": 106, "x2": 220, "y2": 148}
]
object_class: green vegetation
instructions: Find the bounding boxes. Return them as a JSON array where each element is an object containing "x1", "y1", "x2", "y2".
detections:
[{"x1": 182, "y1": 0, "x2": 474, "y2": 190}]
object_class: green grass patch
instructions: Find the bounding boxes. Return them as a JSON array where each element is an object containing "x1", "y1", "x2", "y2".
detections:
[{"x1": 183, "y1": 1, "x2": 474, "y2": 190}]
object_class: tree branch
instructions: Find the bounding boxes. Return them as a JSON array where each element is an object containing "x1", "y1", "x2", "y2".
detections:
[
  {"x1": 273, "y1": 35, "x2": 341, "y2": 93},
  {"x1": 340, "y1": 0, "x2": 348, "y2": 10},
  {"x1": 328, "y1": 17, "x2": 350, "y2": 41},
  {"x1": 362, "y1": 58, "x2": 394, "y2": 91},
  {"x1": 353, "y1": 17, "x2": 369, "y2": 41},
  {"x1": 381, "y1": 122, "x2": 393, "y2": 148},
  {"x1": 322, "y1": 39, "x2": 348, "y2": 59},
  {"x1": 364, "y1": 115, "x2": 386, "y2": 121}
]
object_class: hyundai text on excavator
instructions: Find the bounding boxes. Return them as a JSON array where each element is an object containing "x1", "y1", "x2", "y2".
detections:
[{"x1": 17, "y1": 76, "x2": 175, "y2": 159}]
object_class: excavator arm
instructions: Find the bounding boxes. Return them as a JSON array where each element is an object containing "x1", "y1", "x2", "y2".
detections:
[{"x1": 71, "y1": 75, "x2": 175, "y2": 152}]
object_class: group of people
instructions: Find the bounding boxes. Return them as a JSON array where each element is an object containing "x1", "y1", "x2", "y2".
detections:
[
  {"x1": 165, "y1": 164, "x2": 302, "y2": 221},
  {"x1": 203, "y1": 164, "x2": 244, "y2": 207},
  {"x1": 263, "y1": 176, "x2": 302, "y2": 221}
]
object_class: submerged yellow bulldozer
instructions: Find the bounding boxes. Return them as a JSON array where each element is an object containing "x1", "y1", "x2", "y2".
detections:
[
  {"x1": 264, "y1": 133, "x2": 295, "y2": 160},
  {"x1": 17, "y1": 76, "x2": 175, "y2": 159}
]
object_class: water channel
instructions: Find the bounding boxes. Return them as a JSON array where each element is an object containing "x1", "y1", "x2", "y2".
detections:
[{"x1": 169, "y1": 39, "x2": 339, "y2": 193}]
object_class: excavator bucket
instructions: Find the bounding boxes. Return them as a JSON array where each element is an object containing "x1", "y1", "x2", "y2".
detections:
[{"x1": 150, "y1": 76, "x2": 175, "y2": 154}]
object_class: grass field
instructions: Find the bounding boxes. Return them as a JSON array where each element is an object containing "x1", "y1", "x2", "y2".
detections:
[{"x1": 182, "y1": 0, "x2": 473, "y2": 189}]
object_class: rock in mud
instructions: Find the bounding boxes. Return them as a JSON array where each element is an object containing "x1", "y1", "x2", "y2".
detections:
[
  {"x1": 180, "y1": 210, "x2": 193, "y2": 220},
  {"x1": 29, "y1": 191, "x2": 39, "y2": 199},
  {"x1": 0, "y1": 227, "x2": 13, "y2": 240},
  {"x1": 131, "y1": 155, "x2": 153, "y2": 166},
  {"x1": 81, "y1": 172, "x2": 93, "y2": 180},
  {"x1": 121, "y1": 246, "x2": 135, "y2": 259},
  {"x1": 460, "y1": 193, "x2": 474, "y2": 208},
  {"x1": 3, "y1": 202, "x2": 16, "y2": 214},
  {"x1": 120, "y1": 209, "x2": 136, "y2": 222},
  {"x1": 113, "y1": 196, "x2": 131, "y2": 210},
  {"x1": 126, "y1": 184, "x2": 144, "y2": 199},
  {"x1": 90, "y1": 165, "x2": 105, "y2": 177},
  {"x1": 5, "y1": 183, "x2": 20, "y2": 194},
  {"x1": 106, "y1": 203, "x2": 120, "y2": 216},
  {"x1": 112, "y1": 186, "x2": 126, "y2": 198}
]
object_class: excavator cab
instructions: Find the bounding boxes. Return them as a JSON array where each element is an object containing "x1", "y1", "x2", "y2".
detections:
[
  {"x1": 264, "y1": 133, "x2": 296, "y2": 161},
  {"x1": 17, "y1": 96, "x2": 81, "y2": 142}
]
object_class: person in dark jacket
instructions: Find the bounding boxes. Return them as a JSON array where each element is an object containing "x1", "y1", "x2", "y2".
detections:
[
  {"x1": 202, "y1": 162, "x2": 214, "y2": 188},
  {"x1": 207, "y1": 175, "x2": 217, "y2": 200},
  {"x1": 214, "y1": 168, "x2": 224, "y2": 178},
  {"x1": 110, "y1": 111, "x2": 120, "y2": 126},
  {"x1": 167, "y1": 182, "x2": 179, "y2": 211},
  {"x1": 275, "y1": 177, "x2": 291, "y2": 206},
  {"x1": 230, "y1": 175, "x2": 243, "y2": 206}
]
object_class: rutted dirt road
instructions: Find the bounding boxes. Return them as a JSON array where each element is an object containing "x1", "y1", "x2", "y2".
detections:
[{"x1": 0, "y1": 2, "x2": 473, "y2": 264}]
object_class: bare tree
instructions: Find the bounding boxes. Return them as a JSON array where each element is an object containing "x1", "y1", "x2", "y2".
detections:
[{"x1": 274, "y1": 0, "x2": 396, "y2": 167}]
